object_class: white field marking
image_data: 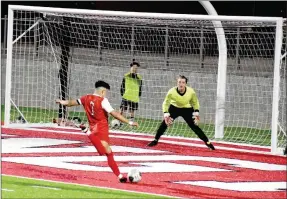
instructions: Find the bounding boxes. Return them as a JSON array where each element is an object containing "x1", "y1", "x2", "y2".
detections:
[
  {"x1": 110, "y1": 129, "x2": 271, "y2": 149},
  {"x1": 174, "y1": 181, "x2": 287, "y2": 192},
  {"x1": 3, "y1": 125, "x2": 271, "y2": 149},
  {"x1": 6, "y1": 124, "x2": 271, "y2": 150},
  {"x1": 109, "y1": 135, "x2": 274, "y2": 155},
  {"x1": 2, "y1": 138, "x2": 81, "y2": 151},
  {"x1": 2, "y1": 138, "x2": 168, "y2": 154},
  {"x1": 3, "y1": 155, "x2": 285, "y2": 171},
  {"x1": 2, "y1": 188, "x2": 14, "y2": 192},
  {"x1": 1, "y1": 134, "x2": 17, "y2": 137},
  {"x1": 0, "y1": 124, "x2": 275, "y2": 150},
  {"x1": 4, "y1": 127, "x2": 281, "y2": 156},
  {"x1": 2, "y1": 174, "x2": 183, "y2": 199},
  {"x1": 32, "y1": 185, "x2": 61, "y2": 190}
]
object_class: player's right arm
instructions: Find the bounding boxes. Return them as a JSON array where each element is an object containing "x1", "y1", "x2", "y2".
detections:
[
  {"x1": 189, "y1": 89, "x2": 200, "y2": 125},
  {"x1": 162, "y1": 88, "x2": 173, "y2": 113},
  {"x1": 139, "y1": 79, "x2": 143, "y2": 97},
  {"x1": 55, "y1": 99, "x2": 79, "y2": 107},
  {"x1": 162, "y1": 88, "x2": 173, "y2": 126},
  {"x1": 102, "y1": 98, "x2": 138, "y2": 127},
  {"x1": 110, "y1": 111, "x2": 138, "y2": 127},
  {"x1": 120, "y1": 78, "x2": 125, "y2": 96}
]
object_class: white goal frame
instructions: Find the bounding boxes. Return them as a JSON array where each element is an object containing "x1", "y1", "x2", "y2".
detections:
[{"x1": 4, "y1": 5, "x2": 284, "y2": 154}]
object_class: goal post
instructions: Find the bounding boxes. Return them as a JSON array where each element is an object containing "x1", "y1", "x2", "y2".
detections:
[
  {"x1": 199, "y1": 1, "x2": 227, "y2": 140},
  {"x1": 4, "y1": 7, "x2": 14, "y2": 128},
  {"x1": 4, "y1": 5, "x2": 286, "y2": 154},
  {"x1": 271, "y1": 18, "x2": 284, "y2": 154}
]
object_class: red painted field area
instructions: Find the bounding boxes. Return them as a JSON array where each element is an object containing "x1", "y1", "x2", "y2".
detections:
[{"x1": 2, "y1": 127, "x2": 287, "y2": 199}]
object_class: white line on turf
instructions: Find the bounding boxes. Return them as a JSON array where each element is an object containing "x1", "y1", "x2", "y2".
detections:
[
  {"x1": 2, "y1": 188, "x2": 14, "y2": 192},
  {"x1": 110, "y1": 129, "x2": 271, "y2": 149},
  {"x1": 3, "y1": 124, "x2": 271, "y2": 150},
  {"x1": 3, "y1": 125, "x2": 271, "y2": 149},
  {"x1": 3, "y1": 174, "x2": 183, "y2": 199},
  {"x1": 32, "y1": 185, "x2": 61, "y2": 190},
  {"x1": 7, "y1": 127, "x2": 283, "y2": 156}
]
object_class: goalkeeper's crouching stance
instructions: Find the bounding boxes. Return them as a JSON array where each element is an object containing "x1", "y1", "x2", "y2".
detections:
[{"x1": 147, "y1": 75, "x2": 215, "y2": 150}]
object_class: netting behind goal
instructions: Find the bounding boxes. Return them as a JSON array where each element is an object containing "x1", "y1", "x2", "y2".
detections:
[{"x1": 3, "y1": 8, "x2": 286, "y2": 151}]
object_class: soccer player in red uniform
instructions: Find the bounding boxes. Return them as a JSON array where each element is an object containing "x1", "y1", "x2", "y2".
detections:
[{"x1": 56, "y1": 80, "x2": 138, "y2": 183}]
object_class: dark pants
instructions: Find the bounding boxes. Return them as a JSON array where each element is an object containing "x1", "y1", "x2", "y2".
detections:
[
  {"x1": 120, "y1": 98, "x2": 138, "y2": 111},
  {"x1": 155, "y1": 105, "x2": 209, "y2": 143}
]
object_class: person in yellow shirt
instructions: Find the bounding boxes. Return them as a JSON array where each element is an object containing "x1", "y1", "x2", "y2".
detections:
[
  {"x1": 147, "y1": 75, "x2": 215, "y2": 150},
  {"x1": 120, "y1": 59, "x2": 142, "y2": 121}
]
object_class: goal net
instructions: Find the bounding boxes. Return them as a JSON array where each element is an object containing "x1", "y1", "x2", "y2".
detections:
[{"x1": 3, "y1": 6, "x2": 286, "y2": 154}]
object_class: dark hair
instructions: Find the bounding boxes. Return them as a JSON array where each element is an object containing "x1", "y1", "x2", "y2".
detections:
[
  {"x1": 178, "y1": 75, "x2": 188, "y2": 83},
  {"x1": 130, "y1": 59, "x2": 140, "y2": 67},
  {"x1": 95, "y1": 80, "x2": 110, "y2": 90}
]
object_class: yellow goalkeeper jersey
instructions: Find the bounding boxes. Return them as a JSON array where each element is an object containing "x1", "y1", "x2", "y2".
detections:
[{"x1": 162, "y1": 86, "x2": 200, "y2": 113}]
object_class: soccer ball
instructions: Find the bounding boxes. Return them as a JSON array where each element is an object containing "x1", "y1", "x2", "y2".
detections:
[
  {"x1": 111, "y1": 119, "x2": 121, "y2": 128},
  {"x1": 128, "y1": 169, "x2": 142, "y2": 183}
]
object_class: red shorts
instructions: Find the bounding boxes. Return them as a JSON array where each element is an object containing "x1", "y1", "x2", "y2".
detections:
[
  {"x1": 92, "y1": 131, "x2": 109, "y2": 143},
  {"x1": 90, "y1": 125, "x2": 110, "y2": 143}
]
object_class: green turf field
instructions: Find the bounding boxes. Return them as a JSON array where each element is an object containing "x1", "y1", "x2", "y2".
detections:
[
  {"x1": 2, "y1": 104, "x2": 283, "y2": 147},
  {"x1": 1, "y1": 176, "x2": 171, "y2": 199}
]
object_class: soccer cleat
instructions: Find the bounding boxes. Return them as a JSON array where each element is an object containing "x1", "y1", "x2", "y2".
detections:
[
  {"x1": 128, "y1": 176, "x2": 134, "y2": 182},
  {"x1": 79, "y1": 124, "x2": 88, "y2": 133},
  {"x1": 119, "y1": 176, "x2": 128, "y2": 183},
  {"x1": 147, "y1": 139, "x2": 158, "y2": 147},
  {"x1": 205, "y1": 141, "x2": 215, "y2": 150}
]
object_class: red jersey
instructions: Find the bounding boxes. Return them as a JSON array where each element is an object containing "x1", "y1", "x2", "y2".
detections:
[{"x1": 77, "y1": 94, "x2": 114, "y2": 134}]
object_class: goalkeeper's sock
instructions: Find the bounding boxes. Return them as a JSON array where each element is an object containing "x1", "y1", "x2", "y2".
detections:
[
  {"x1": 106, "y1": 152, "x2": 121, "y2": 177},
  {"x1": 88, "y1": 134, "x2": 106, "y2": 155}
]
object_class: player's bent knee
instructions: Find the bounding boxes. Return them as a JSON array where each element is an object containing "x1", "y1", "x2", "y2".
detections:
[{"x1": 100, "y1": 140, "x2": 112, "y2": 154}]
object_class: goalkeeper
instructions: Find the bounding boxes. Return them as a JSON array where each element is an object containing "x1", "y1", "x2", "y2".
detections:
[
  {"x1": 147, "y1": 75, "x2": 215, "y2": 150},
  {"x1": 120, "y1": 59, "x2": 143, "y2": 121}
]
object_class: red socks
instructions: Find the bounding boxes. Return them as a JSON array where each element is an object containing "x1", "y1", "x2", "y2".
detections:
[{"x1": 107, "y1": 152, "x2": 120, "y2": 177}]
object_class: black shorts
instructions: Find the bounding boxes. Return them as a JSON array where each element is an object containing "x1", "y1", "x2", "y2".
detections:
[
  {"x1": 168, "y1": 105, "x2": 195, "y2": 119},
  {"x1": 120, "y1": 99, "x2": 138, "y2": 111}
]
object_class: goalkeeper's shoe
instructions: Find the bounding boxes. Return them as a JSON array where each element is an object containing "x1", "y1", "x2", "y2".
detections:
[
  {"x1": 205, "y1": 141, "x2": 215, "y2": 150},
  {"x1": 147, "y1": 139, "x2": 158, "y2": 147}
]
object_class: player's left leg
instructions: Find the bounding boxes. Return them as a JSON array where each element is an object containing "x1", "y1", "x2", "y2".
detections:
[
  {"x1": 119, "y1": 99, "x2": 129, "y2": 126},
  {"x1": 129, "y1": 101, "x2": 138, "y2": 121},
  {"x1": 182, "y1": 110, "x2": 215, "y2": 150},
  {"x1": 80, "y1": 125, "x2": 127, "y2": 182},
  {"x1": 79, "y1": 125, "x2": 107, "y2": 155},
  {"x1": 147, "y1": 105, "x2": 180, "y2": 147},
  {"x1": 120, "y1": 99, "x2": 128, "y2": 116},
  {"x1": 129, "y1": 108, "x2": 135, "y2": 121},
  {"x1": 100, "y1": 140, "x2": 127, "y2": 183}
]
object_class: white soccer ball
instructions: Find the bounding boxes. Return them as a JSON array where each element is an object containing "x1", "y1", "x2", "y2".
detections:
[
  {"x1": 111, "y1": 119, "x2": 121, "y2": 128},
  {"x1": 128, "y1": 169, "x2": 142, "y2": 183}
]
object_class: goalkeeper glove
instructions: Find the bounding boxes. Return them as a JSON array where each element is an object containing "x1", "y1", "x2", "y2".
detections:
[
  {"x1": 192, "y1": 111, "x2": 200, "y2": 126},
  {"x1": 164, "y1": 112, "x2": 173, "y2": 127}
]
